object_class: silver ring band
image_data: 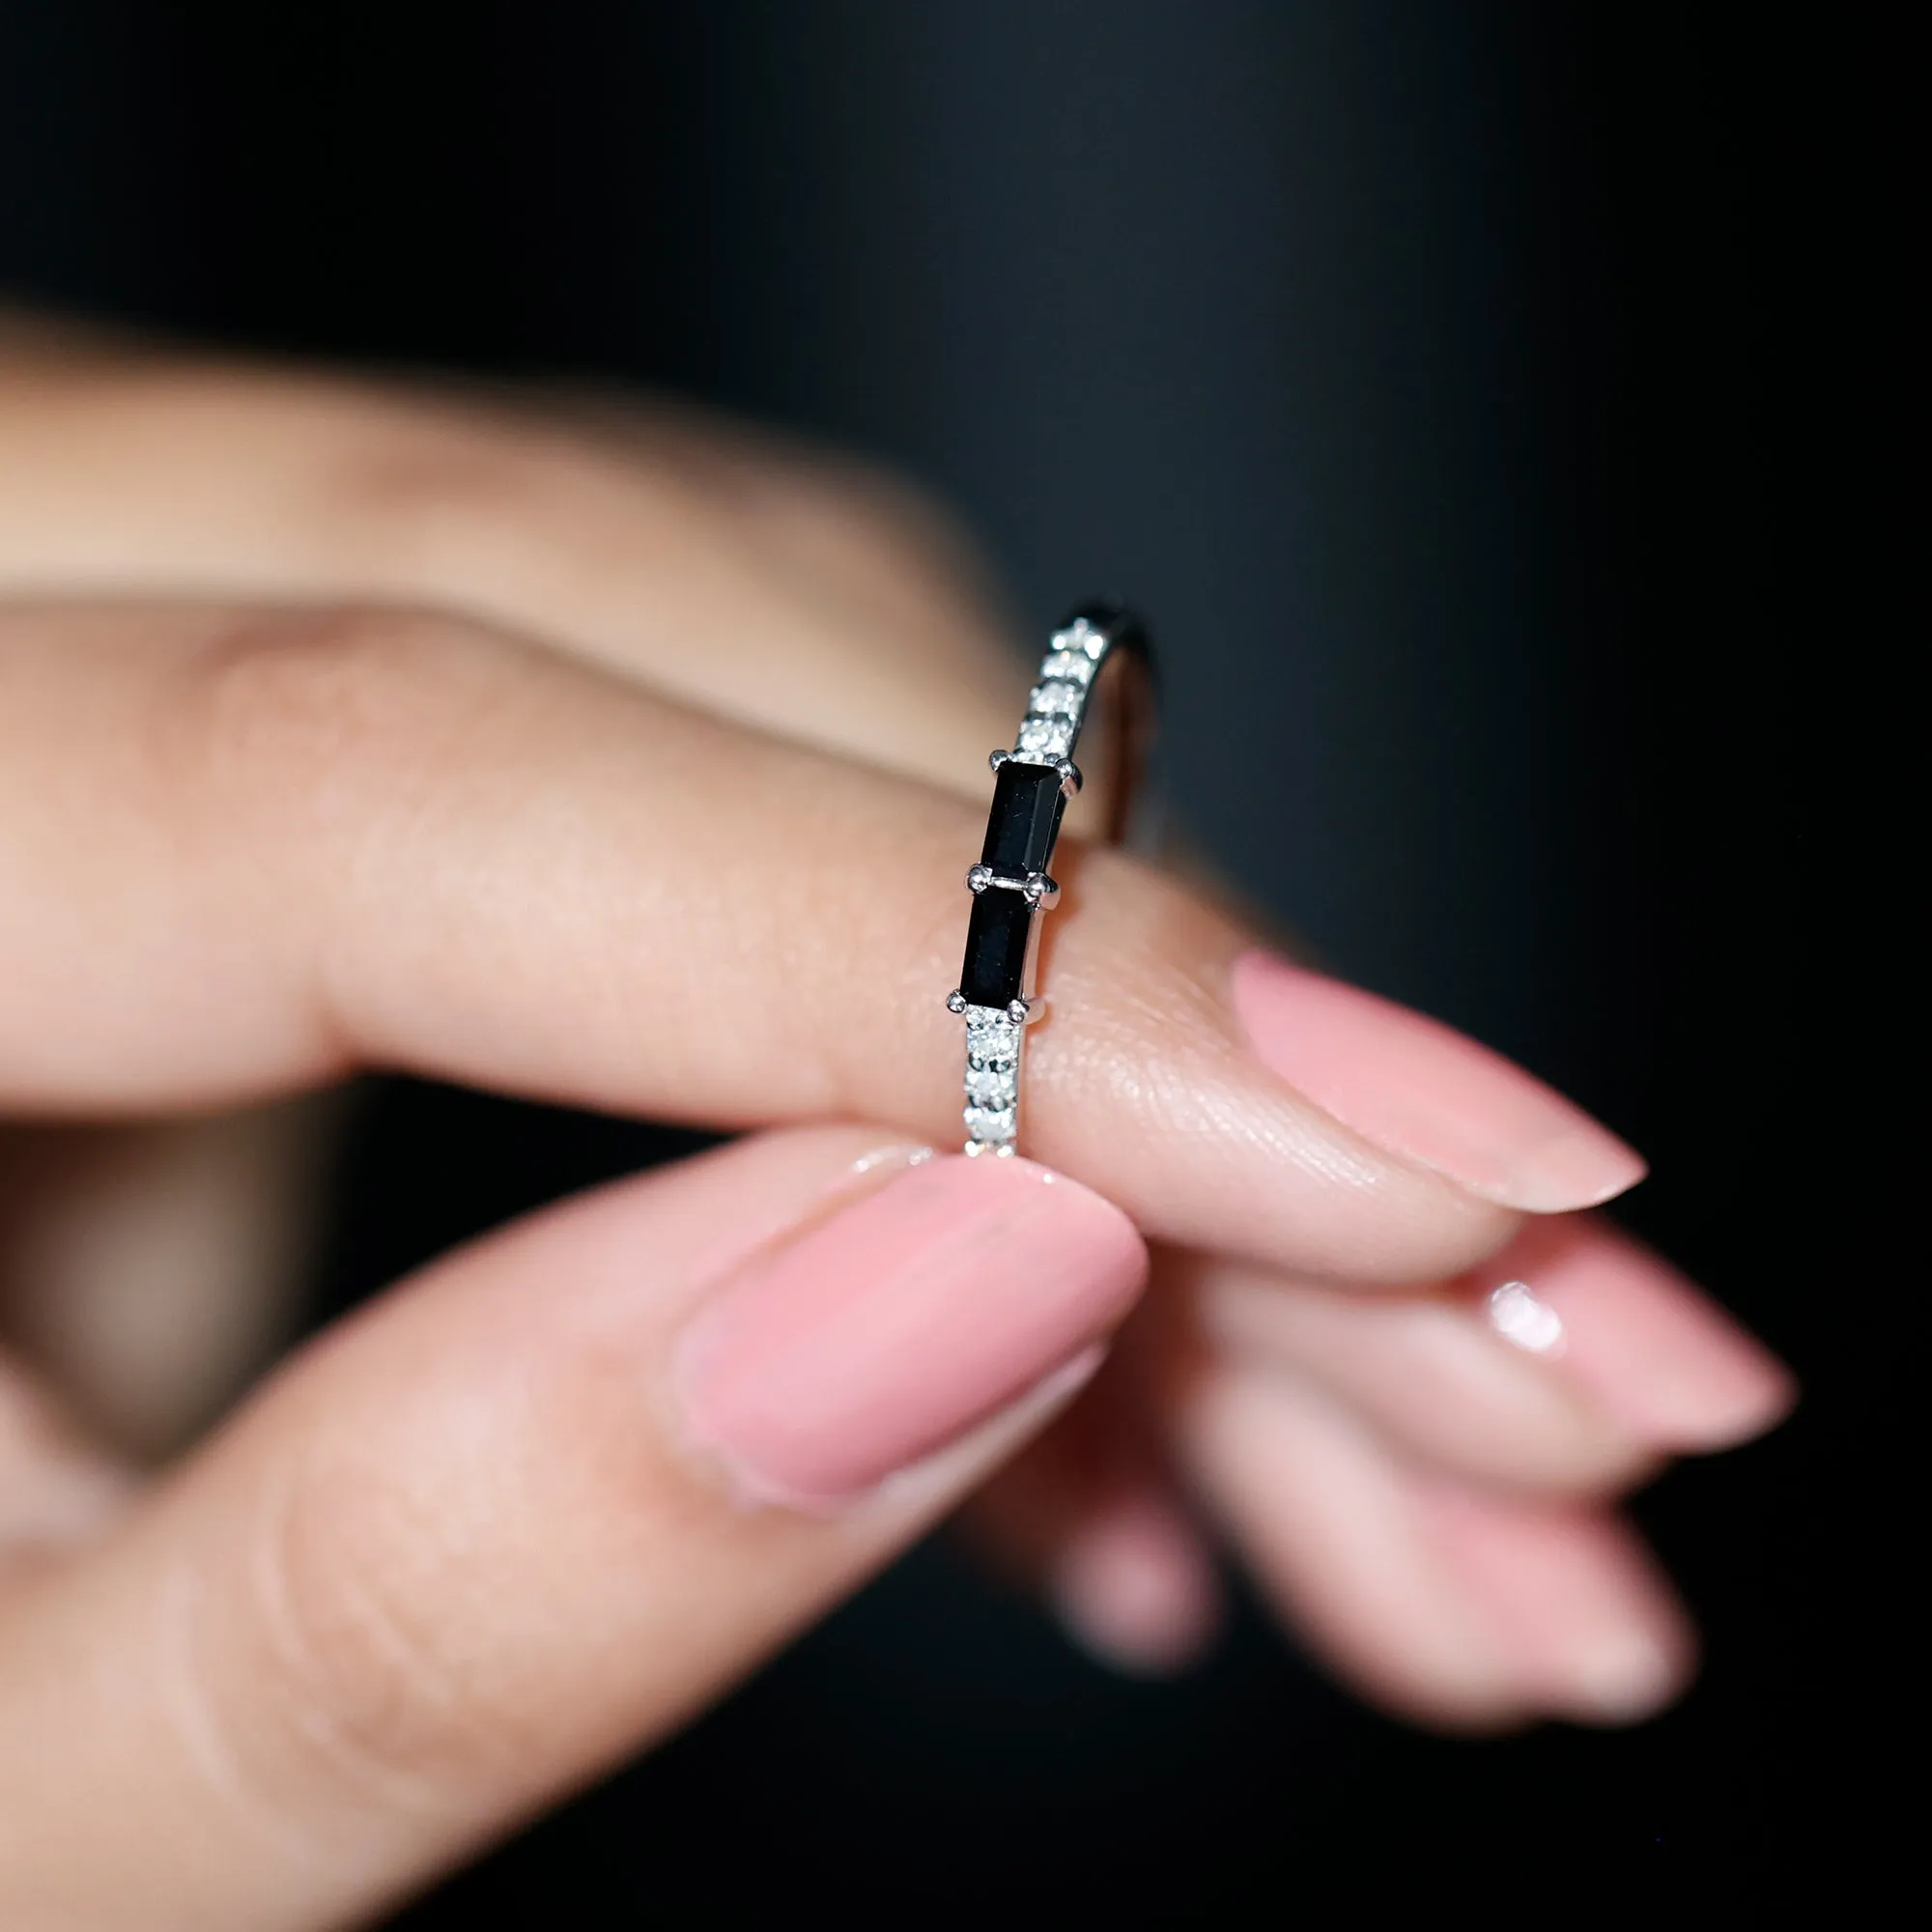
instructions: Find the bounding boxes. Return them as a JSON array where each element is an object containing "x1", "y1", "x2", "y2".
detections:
[{"x1": 946, "y1": 602, "x2": 1156, "y2": 1156}]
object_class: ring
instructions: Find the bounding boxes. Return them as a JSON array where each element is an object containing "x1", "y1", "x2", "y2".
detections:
[{"x1": 946, "y1": 601, "x2": 1156, "y2": 1156}]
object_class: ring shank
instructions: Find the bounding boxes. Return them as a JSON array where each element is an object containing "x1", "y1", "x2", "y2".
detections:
[{"x1": 949, "y1": 602, "x2": 1155, "y2": 1155}]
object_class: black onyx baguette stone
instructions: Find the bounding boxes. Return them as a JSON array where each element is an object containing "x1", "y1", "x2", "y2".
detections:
[
  {"x1": 960, "y1": 891, "x2": 1035, "y2": 1009},
  {"x1": 980, "y1": 759, "x2": 1067, "y2": 875}
]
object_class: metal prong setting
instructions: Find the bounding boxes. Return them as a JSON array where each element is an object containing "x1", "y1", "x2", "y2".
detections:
[
  {"x1": 991, "y1": 745, "x2": 1078, "y2": 793},
  {"x1": 965, "y1": 864, "x2": 1059, "y2": 907},
  {"x1": 960, "y1": 998, "x2": 1024, "y2": 1154}
]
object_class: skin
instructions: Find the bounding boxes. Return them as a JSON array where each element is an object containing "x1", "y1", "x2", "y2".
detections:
[{"x1": 0, "y1": 326, "x2": 1795, "y2": 1927}]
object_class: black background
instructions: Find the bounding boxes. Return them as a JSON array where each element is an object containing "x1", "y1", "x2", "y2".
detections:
[{"x1": 0, "y1": 0, "x2": 1874, "y2": 1912}]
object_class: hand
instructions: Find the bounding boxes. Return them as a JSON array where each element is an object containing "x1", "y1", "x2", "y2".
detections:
[{"x1": 0, "y1": 325, "x2": 1793, "y2": 1927}]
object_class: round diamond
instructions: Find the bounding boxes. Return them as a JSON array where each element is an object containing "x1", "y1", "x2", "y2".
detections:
[
  {"x1": 1016, "y1": 716, "x2": 1074, "y2": 758},
  {"x1": 1029, "y1": 680, "x2": 1083, "y2": 717},
  {"x1": 964, "y1": 1104, "x2": 1017, "y2": 1142},
  {"x1": 965, "y1": 1064, "x2": 1014, "y2": 1102},
  {"x1": 1052, "y1": 619, "x2": 1107, "y2": 661},
  {"x1": 1040, "y1": 648, "x2": 1096, "y2": 685},
  {"x1": 966, "y1": 1016, "x2": 1018, "y2": 1064}
]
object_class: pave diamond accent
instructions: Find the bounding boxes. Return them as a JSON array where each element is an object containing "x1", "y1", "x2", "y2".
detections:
[
  {"x1": 963, "y1": 1005, "x2": 1019, "y2": 1065},
  {"x1": 1052, "y1": 617, "x2": 1107, "y2": 660},
  {"x1": 964, "y1": 1063, "x2": 1011, "y2": 1101},
  {"x1": 1015, "y1": 716, "x2": 1074, "y2": 758},
  {"x1": 963, "y1": 1103, "x2": 1017, "y2": 1143},
  {"x1": 1040, "y1": 648, "x2": 1097, "y2": 685},
  {"x1": 962, "y1": 1002, "x2": 1021, "y2": 1149},
  {"x1": 1029, "y1": 679, "x2": 1083, "y2": 717}
]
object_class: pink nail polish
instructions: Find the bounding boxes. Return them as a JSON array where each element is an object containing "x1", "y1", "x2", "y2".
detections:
[
  {"x1": 677, "y1": 1155, "x2": 1147, "y2": 1504},
  {"x1": 1420, "y1": 1481, "x2": 1692, "y2": 1724},
  {"x1": 1230, "y1": 950, "x2": 1648, "y2": 1212},
  {"x1": 1485, "y1": 1218, "x2": 1797, "y2": 1451}
]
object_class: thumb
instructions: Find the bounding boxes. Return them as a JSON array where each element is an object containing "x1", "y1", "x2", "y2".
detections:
[{"x1": 0, "y1": 1124, "x2": 1146, "y2": 1931}]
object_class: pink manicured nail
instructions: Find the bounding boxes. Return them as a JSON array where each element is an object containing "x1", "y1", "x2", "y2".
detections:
[
  {"x1": 1483, "y1": 1218, "x2": 1797, "y2": 1451},
  {"x1": 1420, "y1": 1482, "x2": 1692, "y2": 1725},
  {"x1": 678, "y1": 1155, "x2": 1147, "y2": 1504},
  {"x1": 1230, "y1": 951, "x2": 1648, "y2": 1212}
]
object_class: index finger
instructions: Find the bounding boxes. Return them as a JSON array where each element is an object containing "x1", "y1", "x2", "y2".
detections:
[{"x1": 0, "y1": 602, "x2": 1641, "y2": 1285}]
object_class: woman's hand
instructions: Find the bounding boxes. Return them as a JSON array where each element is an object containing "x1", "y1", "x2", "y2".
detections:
[{"x1": 0, "y1": 327, "x2": 1793, "y2": 1928}]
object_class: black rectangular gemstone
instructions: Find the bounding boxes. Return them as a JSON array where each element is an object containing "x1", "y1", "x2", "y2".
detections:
[
  {"x1": 960, "y1": 890, "x2": 1035, "y2": 1009},
  {"x1": 980, "y1": 760, "x2": 1067, "y2": 876}
]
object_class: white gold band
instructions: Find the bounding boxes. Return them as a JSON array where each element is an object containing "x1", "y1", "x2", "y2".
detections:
[{"x1": 947, "y1": 605, "x2": 1154, "y2": 1156}]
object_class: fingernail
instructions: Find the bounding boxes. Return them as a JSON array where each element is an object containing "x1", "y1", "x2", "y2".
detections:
[
  {"x1": 1491, "y1": 1220, "x2": 1797, "y2": 1451},
  {"x1": 1230, "y1": 951, "x2": 1647, "y2": 1212},
  {"x1": 677, "y1": 1155, "x2": 1147, "y2": 1505},
  {"x1": 1050, "y1": 1493, "x2": 1223, "y2": 1678},
  {"x1": 1553, "y1": 1624, "x2": 1684, "y2": 1726},
  {"x1": 1422, "y1": 1481, "x2": 1692, "y2": 1728}
]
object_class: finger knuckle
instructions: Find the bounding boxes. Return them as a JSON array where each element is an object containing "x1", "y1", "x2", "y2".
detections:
[
  {"x1": 757, "y1": 450, "x2": 990, "y2": 593},
  {"x1": 328, "y1": 423, "x2": 586, "y2": 576},
  {"x1": 233, "y1": 1448, "x2": 537, "y2": 1813},
  {"x1": 162, "y1": 606, "x2": 518, "y2": 807},
  {"x1": 319, "y1": 396, "x2": 734, "y2": 605}
]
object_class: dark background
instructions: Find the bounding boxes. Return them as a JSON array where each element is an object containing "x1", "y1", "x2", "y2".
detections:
[{"x1": 0, "y1": 0, "x2": 1865, "y2": 1912}]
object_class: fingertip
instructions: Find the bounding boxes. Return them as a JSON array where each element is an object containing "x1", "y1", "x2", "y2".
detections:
[
  {"x1": 1228, "y1": 950, "x2": 1648, "y2": 1216},
  {"x1": 1418, "y1": 1480, "x2": 1697, "y2": 1729},
  {"x1": 1545, "y1": 1622, "x2": 1691, "y2": 1728},
  {"x1": 1049, "y1": 1494, "x2": 1223, "y2": 1678},
  {"x1": 1508, "y1": 1125, "x2": 1649, "y2": 1214},
  {"x1": 1488, "y1": 1220, "x2": 1799, "y2": 1454}
]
